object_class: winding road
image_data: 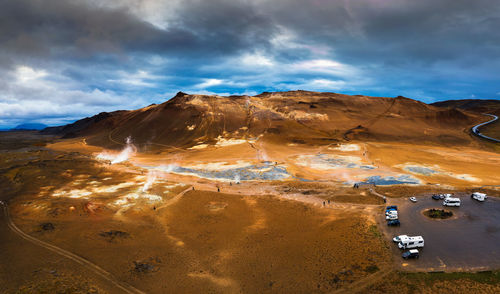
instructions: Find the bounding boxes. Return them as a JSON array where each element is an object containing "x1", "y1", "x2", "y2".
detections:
[
  {"x1": 471, "y1": 114, "x2": 500, "y2": 143},
  {"x1": 0, "y1": 200, "x2": 145, "y2": 294}
]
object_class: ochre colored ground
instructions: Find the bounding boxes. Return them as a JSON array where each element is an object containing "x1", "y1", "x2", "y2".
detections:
[{"x1": 1, "y1": 131, "x2": 499, "y2": 293}]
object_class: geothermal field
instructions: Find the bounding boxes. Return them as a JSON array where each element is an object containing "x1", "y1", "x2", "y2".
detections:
[{"x1": 1, "y1": 92, "x2": 500, "y2": 293}]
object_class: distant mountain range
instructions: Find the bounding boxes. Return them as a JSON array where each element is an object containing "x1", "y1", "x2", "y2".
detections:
[
  {"x1": 41, "y1": 91, "x2": 496, "y2": 149},
  {"x1": 11, "y1": 123, "x2": 48, "y2": 131}
]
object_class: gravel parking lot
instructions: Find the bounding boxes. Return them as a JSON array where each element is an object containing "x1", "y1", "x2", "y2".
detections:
[{"x1": 378, "y1": 193, "x2": 500, "y2": 272}]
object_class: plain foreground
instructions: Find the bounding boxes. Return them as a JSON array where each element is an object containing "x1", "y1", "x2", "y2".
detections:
[{"x1": 0, "y1": 129, "x2": 499, "y2": 293}]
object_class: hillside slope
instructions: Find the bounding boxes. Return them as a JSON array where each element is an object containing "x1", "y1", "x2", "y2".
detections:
[
  {"x1": 431, "y1": 99, "x2": 500, "y2": 116},
  {"x1": 44, "y1": 91, "x2": 484, "y2": 150}
]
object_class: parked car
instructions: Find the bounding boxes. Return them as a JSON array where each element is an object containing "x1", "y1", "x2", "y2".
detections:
[
  {"x1": 387, "y1": 219, "x2": 400, "y2": 226},
  {"x1": 432, "y1": 194, "x2": 441, "y2": 200},
  {"x1": 386, "y1": 210, "x2": 398, "y2": 216},
  {"x1": 443, "y1": 197, "x2": 461, "y2": 207},
  {"x1": 409, "y1": 197, "x2": 417, "y2": 202},
  {"x1": 471, "y1": 192, "x2": 487, "y2": 202},
  {"x1": 402, "y1": 249, "x2": 419, "y2": 259},
  {"x1": 398, "y1": 236, "x2": 424, "y2": 249},
  {"x1": 386, "y1": 205, "x2": 398, "y2": 211},
  {"x1": 393, "y1": 234, "x2": 408, "y2": 243},
  {"x1": 386, "y1": 214, "x2": 398, "y2": 220}
]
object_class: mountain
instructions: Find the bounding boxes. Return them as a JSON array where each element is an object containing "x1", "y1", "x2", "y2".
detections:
[
  {"x1": 12, "y1": 123, "x2": 48, "y2": 130},
  {"x1": 43, "y1": 91, "x2": 485, "y2": 150},
  {"x1": 431, "y1": 99, "x2": 500, "y2": 116}
]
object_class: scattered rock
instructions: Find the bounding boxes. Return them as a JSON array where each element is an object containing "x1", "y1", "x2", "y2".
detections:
[
  {"x1": 133, "y1": 261, "x2": 156, "y2": 273},
  {"x1": 99, "y1": 230, "x2": 129, "y2": 242},
  {"x1": 364, "y1": 265, "x2": 379, "y2": 273},
  {"x1": 131, "y1": 256, "x2": 162, "y2": 274},
  {"x1": 301, "y1": 190, "x2": 320, "y2": 195},
  {"x1": 41, "y1": 222, "x2": 54, "y2": 231}
]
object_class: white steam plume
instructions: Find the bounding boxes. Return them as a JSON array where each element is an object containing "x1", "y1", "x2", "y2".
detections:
[
  {"x1": 96, "y1": 136, "x2": 137, "y2": 164},
  {"x1": 142, "y1": 170, "x2": 158, "y2": 192},
  {"x1": 258, "y1": 149, "x2": 270, "y2": 161}
]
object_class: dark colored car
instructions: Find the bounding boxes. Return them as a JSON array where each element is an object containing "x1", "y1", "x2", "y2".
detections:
[
  {"x1": 386, "y1": 205, "x2": 398, "y2": 212},
  {"x1": 432, "y1": 194, "x2": 440, "y2": 200},
  {"x1": 387, "y1": 219, "x2": 400, "y2": 226},
  {"x1": 402, "y1": 249, "x2": 419, "y2": 259}
]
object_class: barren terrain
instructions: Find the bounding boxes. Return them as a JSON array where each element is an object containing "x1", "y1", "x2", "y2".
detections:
[{"x1": 1, "y1": 92, "x2": 499, "y2": 293}]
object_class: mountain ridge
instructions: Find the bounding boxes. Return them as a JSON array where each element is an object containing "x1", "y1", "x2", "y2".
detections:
[{"x1": 42, "y1": 91, "x2": 486, "y2": 149}]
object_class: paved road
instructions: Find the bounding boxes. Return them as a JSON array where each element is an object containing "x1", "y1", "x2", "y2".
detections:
[
  {"x1": 0, "y1": 201, "x2": 145, "y2": 294},
  {"x1": 378, "y1": 195, "x2": 500, "y2": 272},
  {"x1": 471, "y1": 114, "x2": 500, "y2": 143}
]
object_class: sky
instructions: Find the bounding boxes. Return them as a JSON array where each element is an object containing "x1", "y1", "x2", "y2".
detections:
[{"x1": 1, "y1": 0, "x2": 500, "y2": 128}]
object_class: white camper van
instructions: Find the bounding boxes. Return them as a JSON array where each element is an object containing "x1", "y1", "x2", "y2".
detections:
[
  {"x1": 398, "y1": 236, "x2": 424, "y2": 249},
  {"x1": 443, "y1": 197, "x2": 461, "y2": 207},
  {"x1": 471, "y1": 192, "x2": 487, "y2": 202}
]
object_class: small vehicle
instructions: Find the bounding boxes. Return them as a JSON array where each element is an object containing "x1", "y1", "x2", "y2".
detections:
[
  {"x1": 386, "y1": 205, "x2": 398, "y2": 211},
  {"x1": 386, "y1": 209, "x2": 398, "y2": 216},
  {"x1": 402, "y1": 249, "x2": 419, "y2": 259},
  {"x1": 432, "y1": 194, "x2": 441, "y2": 200},
  {"x1": 398, "y1": 236, "x2": 424, "y2": 249},
  {"x1": 387, "y1": 219, "x2": 400, "y2": 226},
  {"x1": 443, "y1": 197, "x2": 461, "y2": 207},
  {"x1": 409, "y1": 197, "x2": 417, "y2": 202},
  {"x1": 386, "y1": 214, "x2": 398, "y2": 220},
  {"x1": 393, "y1": 234, "x2": 408, "y2": 243},
  {"x1": 471, "y1": 192, "x2": 487, "y2": 202}
]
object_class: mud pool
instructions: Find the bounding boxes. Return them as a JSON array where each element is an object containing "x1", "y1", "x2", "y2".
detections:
[
  {"x1": 296, "y1": 154, "x2": 376, "y2": 170},
  {"x1": 362, "y1": 175, "x2": 420, "y2": 185},
  {"x1": 404, "y1": 165, "x2": 437, "y2": 176},
  {"x1": 140, "y1": 161, "x2": 291, "y2": 182}
]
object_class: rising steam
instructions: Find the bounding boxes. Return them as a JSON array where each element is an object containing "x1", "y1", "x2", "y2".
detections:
[
  {"x1": 96, "y1": 136, "x2": 137, "y2": 164},
  {"x1": 142, "y1": 170, "x2": 158, "y2": 192},
  {"x1": 258, "y1": 149, "x2": 269, "y2": 161}
]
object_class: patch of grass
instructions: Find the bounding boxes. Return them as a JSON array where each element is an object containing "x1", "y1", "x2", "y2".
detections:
[
  {"x1": 399, "y1": 270, "x2": 500, "y2": 286},
  {"x1": 368, "y1": 224, "x2": 382, "y2": 238},
  {"x1": 423, "y1": 208, "x2": 453, "y2": 219},
  {"x1": 364, "y1": 265, "x2": 379, "y2": 273}
]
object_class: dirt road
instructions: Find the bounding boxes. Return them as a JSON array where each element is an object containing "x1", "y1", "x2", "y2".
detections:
[{"x1": 0, "y1": 200, "x2": 145, "y2": 294}]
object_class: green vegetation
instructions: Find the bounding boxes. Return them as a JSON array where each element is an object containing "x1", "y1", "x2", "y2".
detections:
[
  {"x1": 424, "y1": 208, "x2": 453, "y2": 219},
  {"x1": 400, "y1": 270, "x2": 500, "y2": 286},
  {"x1": 364, "y1": 265, "x2": 379, "y2": 273},
  {"x1": 369, "y1": 224, "x2": 382, "y2": 238}
]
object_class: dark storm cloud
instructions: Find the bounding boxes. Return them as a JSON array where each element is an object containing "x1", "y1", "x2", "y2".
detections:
[
  {"x1": 0, "y1": 0, "x2": 499, "y2": 128},
  {"x1": 1, "y1": 0, "x2": 499, "y2": 68},
  {"x1": 0, "y1": 0, "x2": 275, "y2": 66},
  {"x1": 260, "y1": 0, "x2": 500, "y2": 64}
]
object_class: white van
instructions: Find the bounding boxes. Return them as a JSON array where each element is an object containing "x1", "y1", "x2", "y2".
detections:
[
  {"x1": 471, "y1": 192, "x2": 487, "y2": 202},
  {"x1": 443, "y1": 197, "x2": 461, "y2": 207},
  {"x1": 398, "y1": 236, "x2": 424, "y2": 249}
]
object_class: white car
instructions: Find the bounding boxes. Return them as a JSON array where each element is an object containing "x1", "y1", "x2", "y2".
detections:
[
  {"x1": 386, "y1": 210, "x2": 398, "y2": 216},
  {"x1": 443, "y1": 197, "x2": 461, "y2": 207},
  {"x1": 386, "y1": 214, "x2": 398, "y2": 220},
  {"x1": 409, "y1": 197, "x2": 417, "y2": 202},
  {"x1": 393, "y1": 234, "x2": 408, "y2": 243}
]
